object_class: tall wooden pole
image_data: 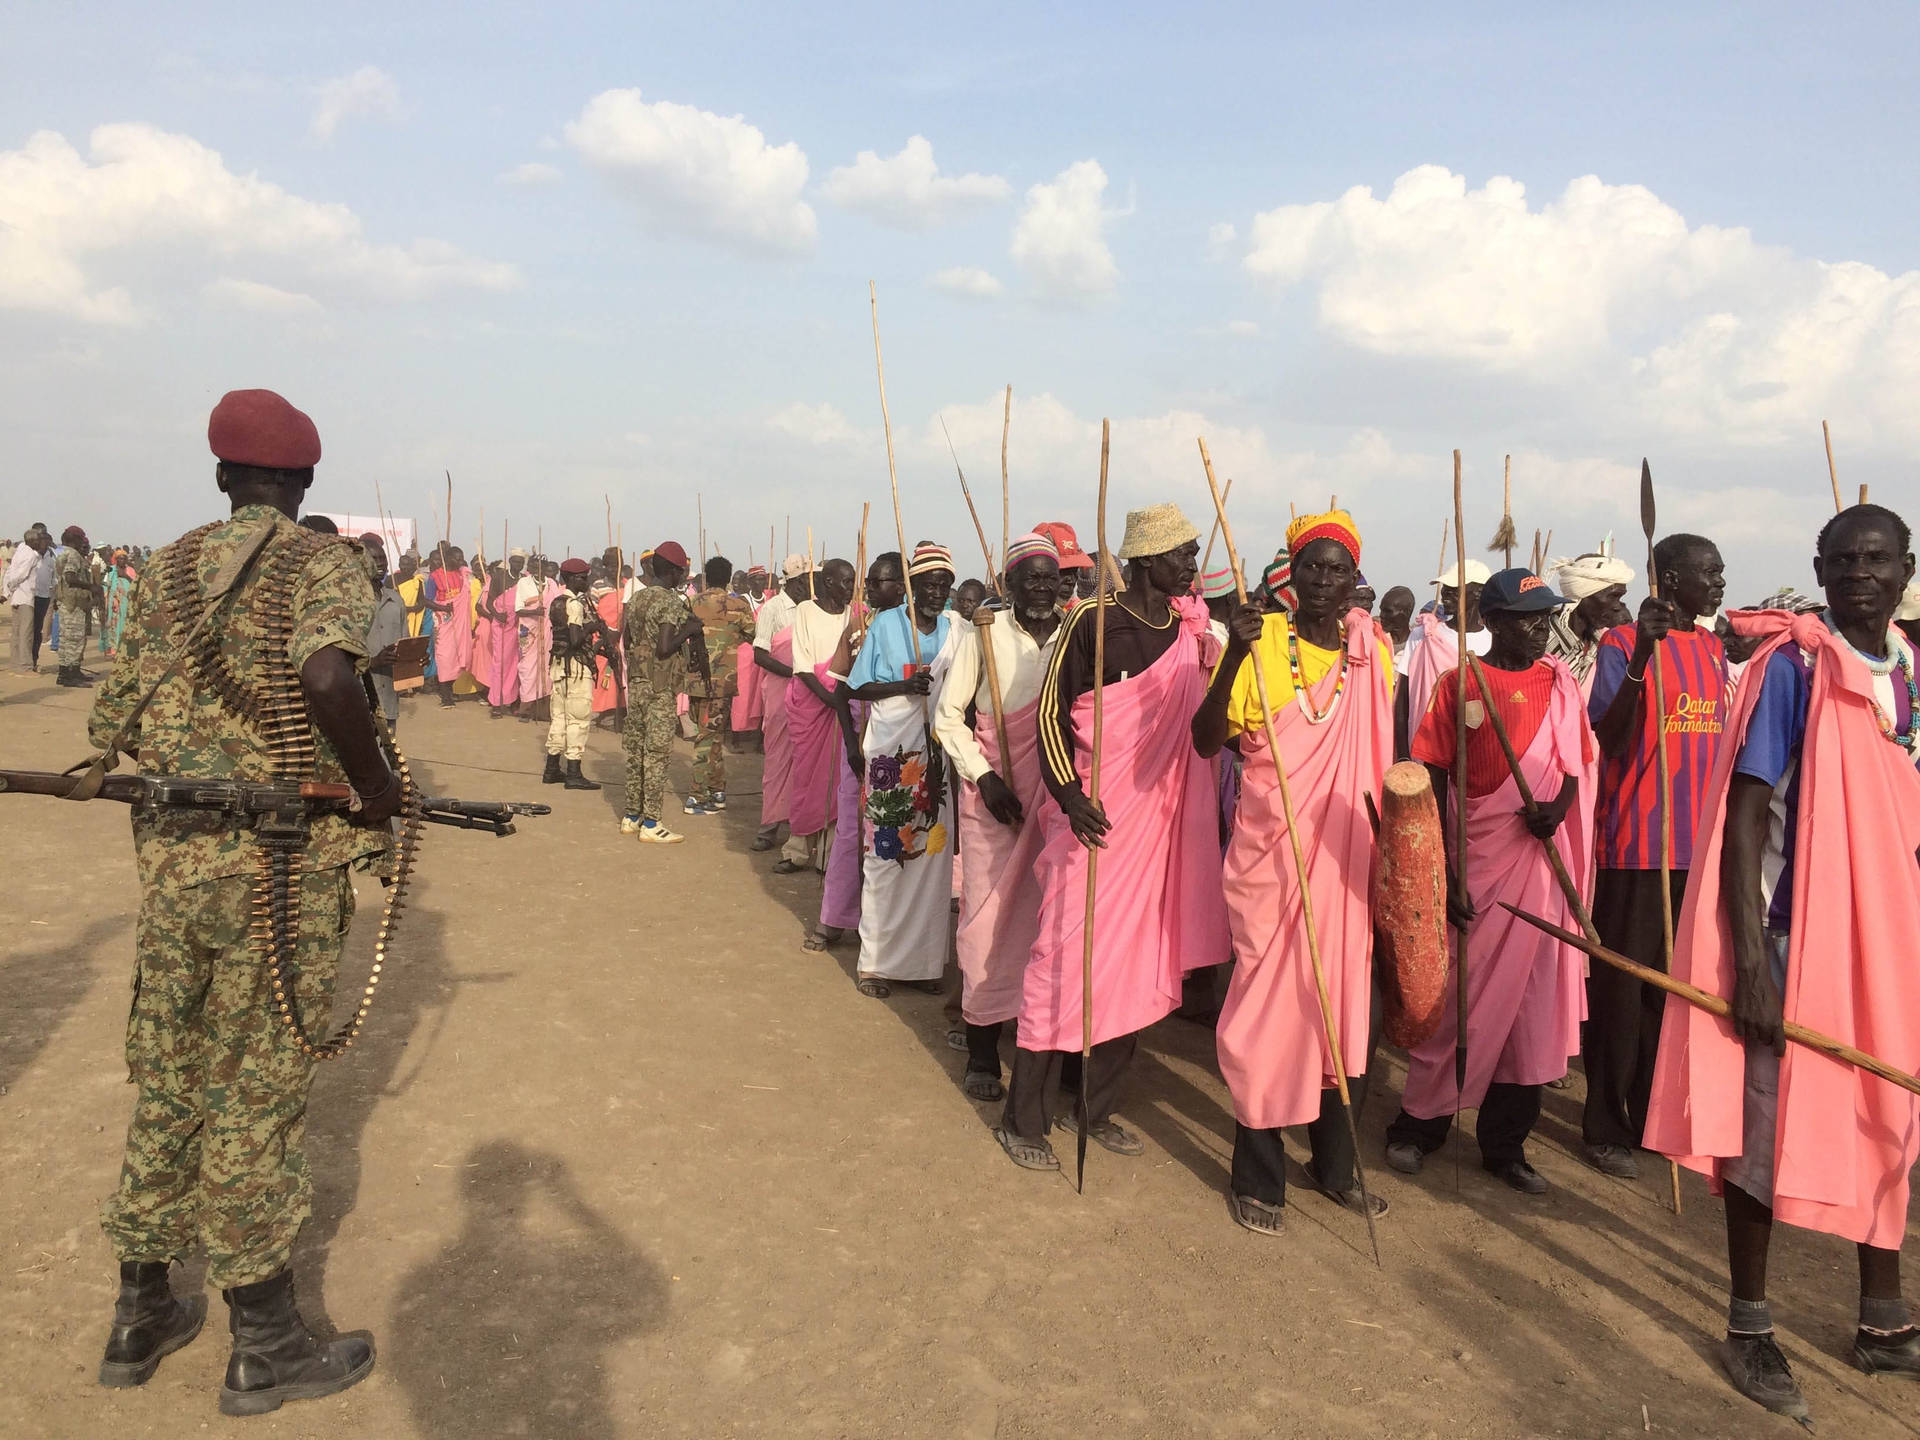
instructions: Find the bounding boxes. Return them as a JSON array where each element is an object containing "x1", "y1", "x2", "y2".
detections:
[
  {"x1": 1200, "y1": 435, "x2": 1380, "y2": 1265},
  {"x1": 1823, "y1": 420, "x2": 1843, "y2": 514},
  {"x1": 1640, "y1": 460, "x2": 1685, "y2": 1213},
  {"x1": 940, "y1": 414, "x2": 1004, "y2": 597},
  {"x1": 1198, "y1": 477, "x2": 1234, "y2": 578},
  {"x1": 1076, "y1": 419, "x2": 1111, "y2": 1195},
  {"x1": 867, "y1": 282, "x2": 929, "y2": 727},
  {"x1": 1451, "y1": 451, "x2": 1470, "y2": 1178},
  {"x1": 1000, "y1": 384, "x2": 1012, "y2": 576}
]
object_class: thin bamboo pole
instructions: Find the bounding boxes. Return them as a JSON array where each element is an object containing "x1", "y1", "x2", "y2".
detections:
[
  {"x1": 1000, "y1": 384, "x2": 1012, "y2": 576},
  {"x1": 1823, "y1": 421, "x2": 1843, "y2": 514},
  {"x1": 1076, "y1": 419, "x2": 1112, "y2": 1195}
]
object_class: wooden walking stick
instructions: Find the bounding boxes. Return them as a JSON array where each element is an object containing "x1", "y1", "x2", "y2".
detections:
[
  {"x1": 1198, "y1": 476, "x2": 1234, "y2": 578},
  {"x1": 443, "y1": 470, "x2": 454, "y2": 555},
  {"x1": 1823, "y1": 421, "x2": 1843, "y2": 514},
  {"x1": 1000, "y1": 385, "x2": 1012, "y2": 575},
  {"x1": 806, "y1": 526, "x2": 815, "y2": 601},
  {"x1": 1432, "y1": 517, "x2": 1450, "y2": 606},
  {"x1": 1451, "y1": 450, "x2": 1471, "y2": 1180},
  {"x1": 1075, "y1": 419, "x2": 1112, "y2": 1196},
  {"x1": 867, "y1": 282, "x2": 929, "y2": 720},
  {"x1": 972, "y1": 608, "x2": 1017, "y2": 829},
  {"x1": 1861, "y1": 483, "x2": 1871, "y2": 506},
  {"x1": 940, "y1": 414, "x2": 1005, "y2": 597},
  {"x1": 1488, "y1": 454, "x2": 1516, "y2": 566},
  {"x1": 1198, "y1": 435, "x2": 1380, "y2": 1264}
]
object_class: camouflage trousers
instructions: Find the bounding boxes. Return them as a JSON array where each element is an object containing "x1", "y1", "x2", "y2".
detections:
[
  {"x1": 622, "y1": 687, "x2": 678, "y2": 820},
  {"x1": 57, "y1": 601, "x2": 90, "y2": 672},
  {"x1": 101, "y1": 864, "x2": 354, "y2": 1288},
  {"x1": 690, "y1": 696, "x2": 727, "y2": 795}
]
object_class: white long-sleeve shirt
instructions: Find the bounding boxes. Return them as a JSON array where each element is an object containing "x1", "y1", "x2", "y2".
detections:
[
  {"x1": 931, "y1": 609, "x2": 1063, "y2": 784},
  {"x1": 4, "y1": 543, "x2": 39, "y2": 607}
]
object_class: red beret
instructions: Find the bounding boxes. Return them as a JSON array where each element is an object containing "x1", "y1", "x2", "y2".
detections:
[
  {"x1": 207, "y1": 389, "x2": 322, "y2": 469},
  {"x1": 559, "y1": 557, "x2": 590, "y2": 576},
  {"x1": 653, "y1": 540, "x2": 689, "y2": 568}
]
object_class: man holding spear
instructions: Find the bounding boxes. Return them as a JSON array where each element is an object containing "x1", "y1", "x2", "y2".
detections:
[{"x1": 1642, "y1": 504, "x2": 1920, "y2": 1420}]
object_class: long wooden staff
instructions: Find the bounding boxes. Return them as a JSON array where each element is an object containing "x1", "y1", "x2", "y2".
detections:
[
  {"x1": 806, "y1": 526, "x2": 815, "y2": 601},
  {"x1": 1076, "y1": 419, "x2": 1112, "y2": 1195},
  {"x1": 972, "y1": 608, "x2": 1016, "y2": 829},
  {"x1": 1638, "y1": 461, "x2": 1685, "y2": 1213},
  {"x1": 1198, "y1": 436, "x2": 1380, "y2": 1263},
  {"x1": 1000, "y1": 384, "x2": 1012, "y2": 576},
  {"x1": 939, "y1": 415, "x2": 1004, "y2": 597},
  {"x1": 1488, "y1": 453, "x2": 1516, "y2": 566},
  {"x1": 867, "y1": 282, "x2": 930, "y2": 723},
  {"x1": 1432, "y1": 517, "x2": 1450, "y2": 607},
  {"x1": 1450, "y1": 451, "x2": 1471, "y2": 1170},
  {"x1": 1503, "y1": 905, "x2": 1920, "y2": 1097},
  {"x1": 1198, "y1": 477, "x2": 1234, "y2": 578},
  {"x1": 443, "y1": 470, "x2": 454, "y2": 555},
  {"x1": 1822, "y1": 420, "x2": 1843, "y2": 514}
]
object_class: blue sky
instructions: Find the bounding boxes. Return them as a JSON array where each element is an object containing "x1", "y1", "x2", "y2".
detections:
[{"x1": 5, "y1": 2, "x2": 1917, "y2": 594}]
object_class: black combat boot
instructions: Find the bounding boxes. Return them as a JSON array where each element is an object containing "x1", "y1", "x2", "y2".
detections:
[
  {"x1": 541, "y1": 753, "x2": 565, "y2": 784},
  {"x1": 58, "y1": 667, "x2": 94, "y2": 688},
  {"x1": 218, "y1": 1270, "x2": 375, "y2": 1417},
  {"x1": 564, "y1": 759, "x2": 602, "y2": 791},
  {"x1": 98, "y1": 1260, "x2": 206, "y2": 1387}
]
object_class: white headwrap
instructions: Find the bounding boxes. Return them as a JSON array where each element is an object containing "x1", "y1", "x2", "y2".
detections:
[
  {"x1": 1898, "y1": 578, "x2": 1920, "y2": 623},
  {"x1": 1549, "y1": 536, "x2": 1634, "y2": 602}
]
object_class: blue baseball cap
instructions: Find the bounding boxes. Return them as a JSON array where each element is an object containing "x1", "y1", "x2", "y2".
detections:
[{"x1": 1480, "y1": 567, "x2": 1572, "y2": 615}]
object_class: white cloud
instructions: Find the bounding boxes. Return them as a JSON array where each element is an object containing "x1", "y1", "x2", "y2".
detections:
[
  {"x1": 1206, "y1": 221, "x2": 1238, "y2": 260},
  {"x1": 821, "y1": 136, "x2": 1010, "y2": 229},
  {"x1": 564, "y1": 88, "x2": 815, "y2": 255},
  {"x1": 202, "y1": 277, "x2": 323, "y2": 315},
  {"x1": 497, "y1": 161, "x2": 563, "y2": 187},
  {"x1": 1010, "y1": 160, "x2": 1121, "y2": 302},
  {"x1": 1241, "y1": 164, "x2": 1920, "y2": 448},
  {"x1": 1225, "y1": 319, "x2": 1259, "y2": 337},
  {"x1": 929, "y1": 266, "x2": 1003, "y2": 300},
  {"x1": 310, "y1": 65, "x2": 402, "y2": 144},
  {"x1": 0, "y1": 124, "x2": 520, "y2": 325},
  {"x1": 769, "y1": 402, "x2": 865, "y2": 446}
]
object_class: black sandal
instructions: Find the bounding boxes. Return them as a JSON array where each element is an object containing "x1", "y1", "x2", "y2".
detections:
[
  {"x1": 855, "y1": 975, "x2": 890, "y2": 998},
  {"x1": 1229, "y1": 1193, "x2": 1286, "y2": 1235},
  {"x1": 994, "y1": 1127, "x2": 1060, "y2": 1172},
  {"x1": 802, "y1": 926, "x2": 844, "y2": 952},
  {"x1": 1056, "y1": 1113, "x2": 1145, "y2": 1156},
  {"x1": 771, "y1": 858, "x2": 806, "y2": 875},
  {"x1": 963, "y1": 1069, "x2": 1005, "y2": 1102}
]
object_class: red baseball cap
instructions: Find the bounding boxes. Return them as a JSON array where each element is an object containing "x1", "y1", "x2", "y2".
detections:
[
  {"x1": 653, "y1": 540, "x2": 690, "y2": 568},
  {"x1": 207, "y1": 389, "x2": 321, "y2": 469},
  {"x1": 1033, "y1": 521, "x2": 1092, "y2": 570}
]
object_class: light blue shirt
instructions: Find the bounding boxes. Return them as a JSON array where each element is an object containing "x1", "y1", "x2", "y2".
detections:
[{"x1": 848, "y1": 604, "x2": 949, "y2": 688}]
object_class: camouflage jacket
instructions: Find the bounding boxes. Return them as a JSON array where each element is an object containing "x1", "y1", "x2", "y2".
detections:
[
  {"x1": 55, "y1": 546, "x2": 95, "y2": 606},
  {"x1": 687, "y1": 587, "x2": 756, "y2": 699},
  {"x1": 88, "y1": 505, "x2": 389, "y2": 888},
  {"x1": 623, "y1": 583, "x2": 692, "y2": 695}
]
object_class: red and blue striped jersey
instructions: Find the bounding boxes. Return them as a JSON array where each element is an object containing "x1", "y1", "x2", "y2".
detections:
[{"x1": 1587, "y1": 623, "x2": 1727, "y2": 870}]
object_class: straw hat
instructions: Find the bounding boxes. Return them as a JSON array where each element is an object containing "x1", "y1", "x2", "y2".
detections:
[{"x1": 1115, "y1": 503, "x2": 1199, "y2": 560}]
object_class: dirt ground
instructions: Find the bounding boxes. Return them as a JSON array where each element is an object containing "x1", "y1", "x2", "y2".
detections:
[{"x1": 2, "y1": 657, "x2": 1916, "y2": 1439}]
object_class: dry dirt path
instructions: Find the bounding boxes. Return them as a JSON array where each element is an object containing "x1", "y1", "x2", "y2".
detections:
[{"x1": 2, "y1": 671, "x2": 1915, "y2": 1438}]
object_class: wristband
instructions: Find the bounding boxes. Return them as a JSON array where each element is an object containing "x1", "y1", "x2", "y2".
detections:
[
  {"x1": 352, "y1": 769, "x2": 401, "y2": 812},
  {"x1": 1624, "y1": 662, "x2": 1647, "y2": 683}
]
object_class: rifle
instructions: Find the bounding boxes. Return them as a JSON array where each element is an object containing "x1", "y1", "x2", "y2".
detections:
[{"x1": 0, "y1": 770, "x2": 550, "y2": 838}]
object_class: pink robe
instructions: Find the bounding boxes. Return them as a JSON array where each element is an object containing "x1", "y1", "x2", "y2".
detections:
[
  {"x1": 469, "y1": 584, "x2": 496, "y2": 697},
  {"x1": 957, "y1": 698, "x2": 1051, "y2": 1027},
  {"x1": 1404, "y1": 611, "x2": 1468, "y2": 731},
  {"x1": 430, "y1": 568, "x2": 472, "y2": 679},
  {"x1": 785, "y1": 662, "x2": 841, "y2": 837},
  {"x1": 517, "y1": 580, "x2": 554, "y2": 703},
  {"x1": 1401, "y1": 656, "x2": 1595, "y2": 1117},
  {"x1": 819, "y1": 701, "x2": 868, "y2": 930},
  {"x1": 483, "y1": 588, "x2": 519, "y2": 705},
  {"x1": 758, "y1": 631, "x2": 794, "y2": 828},
  {"x1": 1018, "y1": 599, "x2": 1230, "y2": 1052},
  {"x1": 1645, "y1": 610, "x2": 1920, "y2": 1246},
  {"x1": 731, "y1": 642, "x2": 763, "y2": 731},
  {"x1": 1216, "y1": 613, "x2": 1392, "y2": 1128},
  {"x1": 592, "y1": 590, "x2": 624, "y2": 713}
]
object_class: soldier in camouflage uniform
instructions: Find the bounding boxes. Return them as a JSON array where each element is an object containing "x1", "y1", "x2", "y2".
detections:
[
  {"x1": 55, "y1": 524, "x2": 104, "y2": 687},
  {"x1": 686, "y1": 554, "x2": 757, "y2": 813},
  {"x1": 621, "y1": 540, "x2": 703, "y2": 843},
  {"x1": 86, "y1": 389, "x2": 403, "y2": 1415}
]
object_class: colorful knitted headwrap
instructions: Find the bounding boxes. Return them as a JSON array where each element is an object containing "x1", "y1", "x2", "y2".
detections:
[
  {"x1": 1197, "y1": 565, "x2": 1237, "y2": 600},
  {"x1": 908, "y1": 541, "x2": 955, "y2": 578},
  {"x1": 1257, "y1": 549, "x2": 1296, "y2": 613},
  {"x1": 1285, "y1": 508, "x2": 1361, "y2": 565},
  {"x1": 1003, "y1": 531, "x2": 1058, "y2": 571}
]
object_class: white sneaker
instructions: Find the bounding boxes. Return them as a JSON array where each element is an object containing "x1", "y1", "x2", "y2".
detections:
[
  {"x1": 636, "y1": 820, "x2": 685, "y2": 844},
  {"x1": 620, "y1": 816, "x2": 644, "y2": 834},
  {"x1": 707, "y1": 791, "x2": 727, "y2": 811}
]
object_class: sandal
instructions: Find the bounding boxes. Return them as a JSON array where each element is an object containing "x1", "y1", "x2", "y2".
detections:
[
  {"x1": 1229, "y1": 1194, "x2": 1286, "y2": 1236},
  {"x1": 944, "y1": 1028, "x2": 968, "y2": 1053},
  {"x1": 771, "y1": 858, "x2": 806, "y2": 875},
  {"x1": 1302, "y1": 1167, "x2": 1391, "y2": 1218},
  {"x1": 855, "y1": 975, "x2": 890, "y2": 999},
  {"x1": 1056, "y1": 1113, "x2": 1145, "y2": 1156},
  {"x1": 802, "y1": 926, "x2": 844, "y2": 952},
  {"x1": 963, "y1": 1069, "x2": 1005, "y2": 1102},
  {"x1": 994, "y1": 1127, "x2": 1060, "y2": 1172}
]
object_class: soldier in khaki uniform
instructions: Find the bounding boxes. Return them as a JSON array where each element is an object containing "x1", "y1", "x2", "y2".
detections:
[
  {"x1": 86, "y1": 389, "x2": 404, "y2": 1415},
  {"x1": 541, "y1": 556, "x2": 612, "y2": 790},
  {"x1": 55, "y1": 524, "x2": 104, "y2": 687},
  {"x1": 621, "y1": 540, "x2": 703, "y2": 843},
  {"x1": 686, "y1": 554, "x2": 757, "y2": 814}
]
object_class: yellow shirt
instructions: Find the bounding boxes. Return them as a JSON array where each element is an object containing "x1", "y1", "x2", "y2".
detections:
[{"x1": 1213, "y1": 612, "x2": 1393, "y2": 737}]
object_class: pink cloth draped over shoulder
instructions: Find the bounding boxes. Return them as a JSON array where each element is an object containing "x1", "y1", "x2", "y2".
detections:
[
  {"x1": 1018, "y1": 599, "x2": 1230, "y2": 1053},
  {"x1": 958, "y1": 697, "x2": 1050, "y2": 1027},
  {"x1": 483, "y1": 589, "x2": 519, "y2": 705},
  {"x1": 819, "y1": 700, "x2": 868, "y2": 931},
  {"x1": 430, "y1": 568, "x2": 472, "y2": 678},
  {"x1": 468, "y1": 585, "x2": 495, "y2": 695},
  {"x1": 759, "y1": 630, "x2": 794, "y2": 827},
  {"x1": 1215, "y1": 612, "x2": 1392, "y2": 1128},
  {"x1": 1644, "y1": 610, "x2": 1920, "y2": 1246},
  {"x1": 1402, "y1": 656, "x2": 1595, "y2": 1117},
  {"x1": 786, "y1": 662, "x2": 840, "y2": 835},
  {"x1": 518, "y1": 582, "x2": 554, "y2": 703},
  {"x1": 731, "y1": 642, "x2": 763, "y2": 730},
  {"x1": 1402, "y1": 610, "x2": 1458, "y2": 733}
]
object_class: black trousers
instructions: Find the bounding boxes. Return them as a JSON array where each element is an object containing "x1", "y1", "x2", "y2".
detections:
[
  {"x1": 1582, "y1": 868, "x2": 1689, "y2": 1148},
  {"x1": 1231, "y1": 1073, "x2": 1372, "y2": 1205},
  {"x1": 965, "y1": 1021, "x2": 1004, "y2": 1078},
  {"x1": 1001, "y1": 1032, "x2": 1139, "y2": 1140},
  {"x1": 30, "y1": 595, "x2": 49, "y2": 668},
  {"x1": 1386, "y1": 1082, "x2": 1542, "y2": 1167}
]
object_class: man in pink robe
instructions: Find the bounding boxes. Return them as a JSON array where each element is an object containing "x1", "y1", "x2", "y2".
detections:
[
  {"x1": 481, "y1": 566, "x2": 519, "y2": 714},
  {"x1": 1192, "y1": 513, "x2": 1393, "y2": 1233},
  {"x1": 1398, "y1": 561, "x2": 1489, "y2": 751},
  {"x1": 1642, "y1": 504, "x2": 1920, "y2": 1422},
  {"x1": 752, "y1": 564, "x2": 808, "y2": 851},
  {"x1": 1385, "y1": 569, "x2": 1595, "y2": 1195},
  {"x1": 428, "y1": 547, "x2": 472, "y2": 708},
  {"x1": 997, "y1": 505, "x2": 1229, "y2": 1173},
  {"x1": 514, "y1": 554, "x2": 551, "y2": 711},
  {"x1": 776, "y1": 561, "x2": 855, "y2": 874}
]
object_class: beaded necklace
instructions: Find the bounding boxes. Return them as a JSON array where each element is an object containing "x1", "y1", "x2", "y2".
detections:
[
  {"x1": 1826, "y1": 612, "x2": 1918, "y2": 754},
  {"x1": 1285, "y1": 620, "x2": 1347, "y2": 724}
]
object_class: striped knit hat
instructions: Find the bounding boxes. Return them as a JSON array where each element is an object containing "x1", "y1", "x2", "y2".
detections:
[
  {"x1": 1003, "y1": 531, "x2": 1058, "y2": 571},
  {"x1": 1257, "y1": 549, "x2": 1296, "y2": 613},
  {"x1": 908, "y1": 541, "x2": 955, "y2": 577},
  {"x1": 1285, "y1": 508, "x2": 1361, "y2": 565},
  {"x1": 1197, "y1": 565, "x2": 1237, "y2": 600}
]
